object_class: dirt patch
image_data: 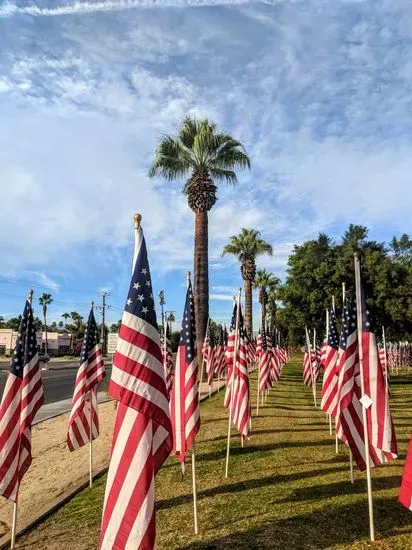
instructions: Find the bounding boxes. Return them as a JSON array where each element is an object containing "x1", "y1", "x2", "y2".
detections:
[{"x1": 0, "y1": 401, "x2": 117, "y2": 539}]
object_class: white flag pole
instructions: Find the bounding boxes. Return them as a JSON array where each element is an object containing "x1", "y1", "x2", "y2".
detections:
[
  {"x1": 313, "y1": 327, "x2": 317, "y2": 406},
  {"x1": 334, "y1": 292, "x2": 339, "y2": 453},
  {"x1": 325, "y1": 308, "x2": 333, "y2": 433},
  {"x1": 88, "y1": 300, "x2": 95, "y2": 488},
  {"x1": 225, "y1": 288, "x2": 241, "y2": 478},
  {"x1": 382, "y1": 326, "x2": 388, "y2": 395},
  {"x1": 305, "y1": 327, "x2": 316, "y2": 407},
  {"x1": 185, "y1": 271, "x2": 199, "y2": 535},
  {"x1": 354, "y1": 254, "x2": 375, "y2": 541}
]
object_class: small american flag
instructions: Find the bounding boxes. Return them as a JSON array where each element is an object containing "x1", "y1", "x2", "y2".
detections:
[
  {"x1": 302, "y1": 339, "x2": 312, "y2": 387},
  {"x1": 67, "y1": 307, "x2": 105, "y2": 451},
  {"x1": 320, "y1": 307, "x2": 339, "y2": 417},
  {"x1": 100, "y1": 225, "x2": 172, "y2": 550},
  {"x1": 170, "y1": 280, "x2": 200, "y2": 464},
  {"x1": 224, "y1": 303, "x2": 237, "y2": 409},
  {"x1": 162, "y1": 324, "x2": 174, "y2": 398},
  {"x1": 258, "y1": 326, "x2": 271, "y2": 394},
  {"x1": 0, "y1": 297, "x2": 44, "y2": 502},
  {"x1": 231, "y1": 305, "x2": 251, "y2": 439}
]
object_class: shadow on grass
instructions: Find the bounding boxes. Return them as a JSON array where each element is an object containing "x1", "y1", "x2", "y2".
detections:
[
  {"x1": 157, "y1": 466, "x2": 346, "y2": 511},
  {"x1": 182, "y1": 498, "x2": 412, "y2": 549}
]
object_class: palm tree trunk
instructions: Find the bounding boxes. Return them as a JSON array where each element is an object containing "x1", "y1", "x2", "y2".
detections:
[
  {"x1": 244, "y1": 278, "x2": 253, "y2": 335},
  {"x1": 194, "y1": 210, "x2": 209, "y2": 380},
  {"x1": 261, "y1": 301, "x2": 267, "y2": 331},
  {"x1": 43, "y1": 311, "x2": 48, "y2": 355}
]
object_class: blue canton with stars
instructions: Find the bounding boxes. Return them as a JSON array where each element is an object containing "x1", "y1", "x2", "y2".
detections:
[
  {"x1": 360, "y1": 286, "x2": 373, "y2": 333},
  {"x1": 10, "y1": 300, "x2": 38, "y2": 379},
  {"x1": 229, "y1": 303, "x2": 237, "y2": 332},
  {"x1": 179, "y1": 281, "x2": 196, "y2": 364},
  {"x1": 80, "y1": 309, "x2": 102, "y2": 366},
  {"x1": 261, "y1": 325, "x2": 267, "y2": 352},
  {"x1": 339, "y1": 296, "x2": 357, "y2": 351},
  {"x1": 328, "y1": 307, "x2": 339, "y2": 350},
  {"x1": 124, "y1": 230, "x2": 157, "y2": 329}
]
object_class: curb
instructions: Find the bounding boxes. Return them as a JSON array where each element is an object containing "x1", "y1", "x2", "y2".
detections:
[{"x1": 0, "y1": 382, "x2": 224, "y2": 548}]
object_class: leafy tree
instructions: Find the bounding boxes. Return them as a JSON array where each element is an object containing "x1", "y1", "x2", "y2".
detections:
[
  {"x1": 149, "y1": 116, "x2": 250, "y2": 364},
  {"x1": 222, "y1": 228, "x2": 273, "y2": 335},
  {"x1": 38, "y1": 293, "x2": 53, "y2": 355},
  {"x1": 110, "y1": 320, "x2": 121, "y2": 333}
]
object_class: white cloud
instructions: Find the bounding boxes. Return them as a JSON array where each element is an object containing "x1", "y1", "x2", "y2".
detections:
[{"x1": 210, "y1": 293, "x2": 236, "y2": 301}]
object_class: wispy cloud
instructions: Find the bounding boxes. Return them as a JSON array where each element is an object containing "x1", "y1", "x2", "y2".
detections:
[{"x1": 210, "y1": 293, "x2": 236, "y2": 302}]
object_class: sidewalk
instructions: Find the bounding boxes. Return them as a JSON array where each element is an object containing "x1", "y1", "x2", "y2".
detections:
[{"x1": 34, "y1": 392, "x2": 112, "y2": 424}]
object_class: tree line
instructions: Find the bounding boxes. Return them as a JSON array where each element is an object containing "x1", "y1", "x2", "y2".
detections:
[{"x1": 277, "y1": 225, "x2": 412, "y2": 345}]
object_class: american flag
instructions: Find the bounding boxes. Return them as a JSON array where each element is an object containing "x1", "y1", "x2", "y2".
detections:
[
  {"x1": 320, "y1": 307, "x2": 339, "y2": 417},
  {"x1": 0, "y1": 297, "x2": 44, "y2": 502},
  {"x1": 170, "y1": 280, "x2": 200, "y2": 464},
  {"x1": 302, "y1": 339, "x2": 312, "y2": 387},
  {"x1": 206, "y1": 326, "x2": 217, "y2": 387},
  {"x1": 224, "y1": 303, "x2": 237, "y2": 409},
  {"x1": 270, "y1": 330, "x2": 280, "y2": 382},
  {"x1": 215, "y1": 325, "x2": 226, "y2": 377},
  {"x1": 100, "y1": 225, "x2": 172, "y2": 550},
  {"x1": 258, "y1": 326, "x2": 271, "y2": 395},
  {"x1": 230, "y1": 305, "x2": 251, "y2": 439},
  {"x1": 399, "y1": 436, "x2": 412, "y2": 511},
  {"x1": 67, "y1": 307, "x2": 105, "y2": 451},
  {"x1": 162, "y1": 324, "x2": 174, "y2": 398},
  {"x1": 336, "y1": 293, "x2": 397, "y2": 471}
]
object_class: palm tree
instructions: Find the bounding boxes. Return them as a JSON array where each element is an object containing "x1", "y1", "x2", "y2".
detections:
[
  {"x1": 253, "y1": 270, "x2": 280, "y2": 329},
  {"x1": 62, "y1": 312, "x2": 71, "y2": 328},
  {"x1": 222, "y1": 228, "x2": 272, "y2": 334},
  {"x1": 149, "y1": 116, "x2": 250, "y2": 362},
  {"x1": 267, "y1": 285, "x2": 281, "y2": 330},
  {"x1": 38, "y1": 293, "x2": 53, "y2": 355},
  {"x1": 70, "y1": 311, "x2": 84, "y2": 338},
  {"x1": 166, "y1": 312, "x2": 175, "y2": 332}
]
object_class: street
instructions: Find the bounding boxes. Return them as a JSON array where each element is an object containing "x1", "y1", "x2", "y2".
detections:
[{"x1": 0, "y1": 361, "x2": 112, "y2": 405}]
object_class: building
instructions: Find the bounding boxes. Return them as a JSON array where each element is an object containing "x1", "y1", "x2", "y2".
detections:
[{"x1": 0, "y1": 329, "x2": 73, "y2": 356}]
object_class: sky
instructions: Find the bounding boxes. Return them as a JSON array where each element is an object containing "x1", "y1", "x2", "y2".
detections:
[{"x1": 0, "y1": 0, "x2": 411, "y2": 329}]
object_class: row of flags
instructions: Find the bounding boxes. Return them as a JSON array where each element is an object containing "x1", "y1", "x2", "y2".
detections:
[{"x1": 302, "y1": 266, "x2": 412, "y2": 529}]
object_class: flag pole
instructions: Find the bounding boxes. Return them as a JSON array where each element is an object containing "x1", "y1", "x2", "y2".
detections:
[
  {"x1": 11, "y1": 289, "x2": 34, "y2": 548},
  {"x1": 354, "y1": 254, "x2": 375, "y2": 541},
  {"x1": 335, "y1": 290, "x2": 339, "y2": 453},
  {"x1": 89, "y1": 301, "x2": 95, "y2": 488},
  {"x1": 313, "y1": 327, "x2": 317, "y2": 406},
  {"x1": 325, "y1": 309, "x2": 333, "y2": 434},
  {"x1": 382, "y1": 326, "x2": 388, "y2": 395},
  {"x1": 305, "y1": 327, "x2": 316, "y2": 407},
  {"x1": 225, "y1": 288, "x2": 241, "y2": 478},
  {"x1": 185, "y1": 271, "x2": 199, "y2": 535}
]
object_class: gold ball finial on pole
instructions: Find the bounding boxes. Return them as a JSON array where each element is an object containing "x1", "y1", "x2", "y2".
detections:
[
  {"x1": 90, "y1": 300, "x2": 94, "y2": 310},
  {"x1": 134, "y1": 213, "x2": 142, "y2": 228}
]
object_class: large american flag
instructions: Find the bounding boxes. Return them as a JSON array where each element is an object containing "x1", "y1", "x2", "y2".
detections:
[
  {"x1": 100, "y1": 225, "x2": 172, "y2": 550},
  {"x1": 336, "y1": 294, "x2": 397, "y2": 471},
  {"x1": 224, "y1": 303, "x2": 237, "y2": 409},
  {"x1": 231, "y1": 305, "x2": 251, "y2": 439},
  {"x1": 170, "y1": 280, "x2": 200, "y2": 464},
  {"x1": 162, "y1": 324, "x2": 174, "y2": 398},
  {"x1": 67, "y1": 308, "x2": 105, "y2": 451},
  {"x1": 0, "y1": 297, "x2": 44, "y2": 502},
  {"x1": 320, "y1": 307, "x2": 339, "y2": 417},
  {"x1": 258, "y1": 326, "x2": 271, "y2": 395},
  {"x1": 399, "y1": 436, "x2": 412, "y2": 511}
]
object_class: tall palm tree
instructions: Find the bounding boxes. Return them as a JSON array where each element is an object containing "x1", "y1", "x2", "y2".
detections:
[
  {"x1": 149, "y1": 116, "x2": 250, "y2": 362},
  {"x1": 70, "y1": 311, "x2": 84, "y2": 338},
  {"x1": 38, "y1": 293, "x2": 53, "y2": 355},
  {"x1": 253, "y1": 270, "x2": 280, "y2": 329},
  {"x1": 166, "y1": 312, "x2": 175, "y2": 332},
  {"x1": 221, "y1": 228, "x2": 272, "y2": 334},
  {"x1": 62, "y1": 312, "x2": 71, "y2": 328},
  {"x1": 267, "y1": 285, "x2": 281, "y2": 330}
]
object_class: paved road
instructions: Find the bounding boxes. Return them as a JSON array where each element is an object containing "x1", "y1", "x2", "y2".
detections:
[{"x1": 0, "y1": 364, "x2": 112, "y2": 405}]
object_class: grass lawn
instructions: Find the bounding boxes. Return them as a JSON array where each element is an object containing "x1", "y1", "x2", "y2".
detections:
[{"x1": 17, "y1": 355, "x2": 412, "y2": 549}]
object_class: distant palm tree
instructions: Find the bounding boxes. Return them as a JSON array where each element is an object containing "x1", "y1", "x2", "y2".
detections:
[
  {"x1": 222, "y1": 228, "x2": 273, "y2": 334},
  {"x1": 62, "y1": 312, "x2": 71, "y2": 329},
  {"x1": 149, "y1": 116, "x2": 250, "y2": 363},
  {"x1": 253, "y1": 270, "x2": 280, "y2": 329},
  {"x1": 38, "y1": 293, "x2": 53, "y2": 355},
  {"x1": 70, "y1": 311, "x2": 84, "y2": 338},
  {"x1": 267, "y1": 286, "x2": 280, "y2": 330},
  {"x1": 166, "y1": 312, "x2": 175, "y2": 332}
]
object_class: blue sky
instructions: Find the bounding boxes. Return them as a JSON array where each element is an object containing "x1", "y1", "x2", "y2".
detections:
[{"x1": 0, "y1": 0, "x2": 411, "y2": 329}]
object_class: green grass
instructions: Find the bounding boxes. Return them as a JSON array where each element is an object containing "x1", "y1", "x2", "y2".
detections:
[{"x1": 18, "y1": 355, "x2": 412, "y2": 549}]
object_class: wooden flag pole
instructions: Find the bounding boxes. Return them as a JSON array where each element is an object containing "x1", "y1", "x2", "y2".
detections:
[
  {"x1": 354, "y1": 254, "x2": 375, "y2": 541},
  {"x1": 382, "y1": 326, "x2": 388, "y2": 395},
  {"x1": 305, "y1": 327, "x2": 316, "y2": 407},
  {"x1": 89, "y1": 301, "x2": 95, "y2": 488},
  {"x1": 313, "y1": 327, "x2": 317, "y2": 407},
  {"x1": 185, "y1": 271, "x2": 199, "y2": 534},
  {"x1": 11, "y1": 289, "x2": 35, "y2": 548},
  {"x1": 225, "y1": 288, "x2": 241, "y2": 478}
]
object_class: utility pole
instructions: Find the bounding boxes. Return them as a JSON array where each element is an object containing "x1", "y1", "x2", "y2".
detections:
[{"x1": 98, "y1": 292, "x2": 110, "y2": 356}]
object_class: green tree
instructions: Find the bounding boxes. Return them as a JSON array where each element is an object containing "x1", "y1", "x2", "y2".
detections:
[
  {"x1": 253, "y1": 269, "x2": 280, "y2": 329},
  {"x1": 70, "y1": 311, "x2": 84, "y2": 338},
  {"x1": 38, "y1": 293, "x2": 53, "y2": 355},
  {"x1": 149, "y1": 116, "x2": 250, "y2": 363},
  {"x1": 110, "y1": 320, "x2": 121, "y2": 333},
  {"x1": 222, "y1": 228, "x2": 273, "y2": 335}
]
